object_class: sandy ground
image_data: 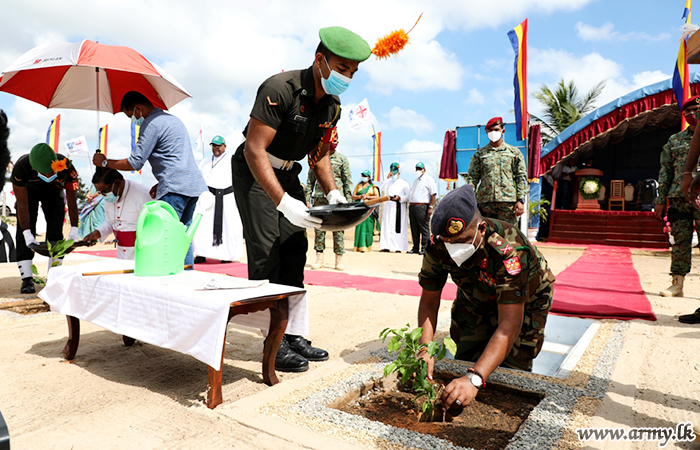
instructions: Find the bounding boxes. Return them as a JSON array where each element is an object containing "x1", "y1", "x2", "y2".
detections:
[{"x1": 0, "y1": 224, "x2": 699, "y2": 449}]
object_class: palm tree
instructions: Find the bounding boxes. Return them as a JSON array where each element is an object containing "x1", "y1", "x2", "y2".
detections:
[{"x1": 531, "y1": 79, "x2": 606, "y2": 144}]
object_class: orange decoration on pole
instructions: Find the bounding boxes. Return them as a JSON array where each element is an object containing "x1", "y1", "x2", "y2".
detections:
[{"x1": 372, "y1": 13, "x2": 423, "y2": 59}]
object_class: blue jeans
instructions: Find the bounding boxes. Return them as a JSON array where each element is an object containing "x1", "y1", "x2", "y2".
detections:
[{"x1": 160, "y1": 192, "x2": 198, "y2": 268}]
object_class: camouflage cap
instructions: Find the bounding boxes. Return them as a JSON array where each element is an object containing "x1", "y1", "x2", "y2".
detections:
[
  {"x1": 319, "y1": 27, "x2": 371, "y2": 62},
  {"x1": 431, "y1": 184, "x2": 478, "y2": 237}
]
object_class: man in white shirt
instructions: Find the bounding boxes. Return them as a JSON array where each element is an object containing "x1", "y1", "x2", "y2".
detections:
[
  {"x1": 83, "y1": 168, "x2": 152, "y2": 260},
  {"x1": 380, "y1": 162, "x2": 410, "y2": 252},
  {"x1": 408, "y1": 162, "x2": 437, "y2": 255},
  {"x1": 193, "y1": 136, "x2": 244, "y2": 264}
]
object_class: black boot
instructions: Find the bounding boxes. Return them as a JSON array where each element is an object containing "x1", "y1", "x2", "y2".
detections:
[
  {"x1": 679, "y1": 308, "x2": 700, "y2": 324},
  {"x1": 274, "y1": 335, "x2": 308, "y2": 372},
  {"x1": 194, "y1": 256, "x2": 206, "y2": 264},
  {"x1": 285, "y1": 334, "x2": 329, "y2": 362},
  {"x1": 21, "y1": 277, "x2": 35, "y2": 294}
]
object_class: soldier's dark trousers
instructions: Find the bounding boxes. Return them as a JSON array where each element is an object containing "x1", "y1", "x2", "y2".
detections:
[
  {"x1": 232, "y1": 157, "x2": 307, "y2": 289},
  {"x1": 668, "y1": 197, "x2": 700, "y2": 276},
  {"x1": 408, "y1": 204, "x2": 430, "y2": 253},
  {"x1": 15, "y1": 188, "x2": 65, "y2": 262}
]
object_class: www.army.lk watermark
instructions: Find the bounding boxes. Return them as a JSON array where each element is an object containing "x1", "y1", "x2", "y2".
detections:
[{"x1": 576, "y1": 422, "x2": 696, "y2": 447}]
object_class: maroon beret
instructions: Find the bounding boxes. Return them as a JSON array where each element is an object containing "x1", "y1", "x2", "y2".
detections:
[
  {"x1": 485, "y1": 117, "x2": 503, "y2": 129},
  {"x1": 681, "y1": 95, "x2": 700, "y2": 112}
]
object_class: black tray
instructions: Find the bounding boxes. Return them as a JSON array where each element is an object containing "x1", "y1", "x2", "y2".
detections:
[{"x1": 308, "y1": 202, "x2": 376, "y2": 231}]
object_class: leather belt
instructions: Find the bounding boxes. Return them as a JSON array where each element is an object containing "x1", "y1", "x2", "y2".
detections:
[
  {"x1": 268, "y1": 153, "x2": 295, "y2": 171},
  {"x1": 410, "y1": 202, "x2": 429, "y2": 206}
]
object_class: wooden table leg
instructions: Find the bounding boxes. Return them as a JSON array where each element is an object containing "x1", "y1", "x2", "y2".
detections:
[
  {"x1": 62, "y1": 316, "x2": 80, "y2": 360},
  {"x1": 206, "y1": 326, "x2": 228, "y2": 409},
  {"x1": 122, "y1": 336, "x2": 136, "y2": 346},
  {"x1": 263, "y1": 298, "x2": 289, "y2": 386}
]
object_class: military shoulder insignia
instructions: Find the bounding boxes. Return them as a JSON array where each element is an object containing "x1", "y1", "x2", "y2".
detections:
[
  {"x1": 446, "y1": 217, "x2": 465, "y2": 236},
  {"x1": 500, "y1": 244, "x2": 514, "y2": 255},
  {"x1": 480, "y1": 257, "x2": 488, "y2": 269},
  {"x1": 504, "y1": 257, "x2": 521, "y2": 275}
]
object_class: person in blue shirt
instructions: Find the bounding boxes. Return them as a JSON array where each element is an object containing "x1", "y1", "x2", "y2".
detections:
[{"x1": 92, "y1": 91, "x2": 207, "y2": 266}]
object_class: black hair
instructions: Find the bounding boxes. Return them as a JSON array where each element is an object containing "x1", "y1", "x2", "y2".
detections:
[
  {"x1": 315, "y1": 42, "x2": 335, "y2": 62},
  {"x1": 120, "y1": 91, "x2": 153, "y2": 112},
  {"x1": 92, "y1": 167, "x2": 124, "y2": 186},
  {"x1": 0, "y1": 110, "x2": 10, "y2": 185}
]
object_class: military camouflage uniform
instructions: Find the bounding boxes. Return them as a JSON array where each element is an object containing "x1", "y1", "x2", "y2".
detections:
[
  {"x1": 419, "y1": 218, "x2": 555, "y2": 371},
  {"x1": 467, "y1": 142, "x2": 528, "y2": 226},
  {"x1": 305, "y1": 151, "x2": 353, "y2": 255},
  {"x1": 655, "y1": 128, "x2": 700, "y2": 276}
]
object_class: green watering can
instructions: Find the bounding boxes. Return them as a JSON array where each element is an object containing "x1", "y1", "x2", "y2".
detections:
[{"x1": 134, "y1": 192, "x2": 215, "y2": 276}]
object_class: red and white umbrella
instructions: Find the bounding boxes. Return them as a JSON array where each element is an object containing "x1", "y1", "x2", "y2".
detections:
[{"x1": 0, "y1": 40, "x2": 190, "y2": 114}]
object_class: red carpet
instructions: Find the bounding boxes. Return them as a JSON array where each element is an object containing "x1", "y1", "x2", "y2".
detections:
[
  {"x1": 551, "y1": 245, "x2": 656, "y2": 321},
  {"x1": 75, "y1": 250, "x2": 458, "y2": 300}
]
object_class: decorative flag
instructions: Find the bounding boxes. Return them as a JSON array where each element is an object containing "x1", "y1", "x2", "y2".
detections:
[
  {"x1": 130, "y1": 121, "x2": 141, "y2": 175},
  {"x1": 45, "y1": 114, "x2": 61, "y2": 152},
  {"x1": 194, "y1": 125, "x2": 204, "y2": 160},
  {"x1": 99, "y1": 124, "x2": 108, "y2": 157},
  {"x1": 64, "y1": 135, "x2": 89, "y2": 156},
  {"x1": 348, "y1": 99, "x2": 373, "y2": 132},
  {"x1": 674, "y1": 0, "x2": 692, "y2": 129},
  {"x1": 508, "y1": 19, "x2": 528, "y2": 141},
  {"x1": 439, "y1": 129, "x2": 458, "y2": 185},
  {"x1": 372, "y1": 132, "x2": 382, "y2": 182}
]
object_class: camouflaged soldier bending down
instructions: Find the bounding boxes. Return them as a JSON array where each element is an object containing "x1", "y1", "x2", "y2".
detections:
[{"x1": 417, "y1": 184, "x2": 555, "y2": 410}]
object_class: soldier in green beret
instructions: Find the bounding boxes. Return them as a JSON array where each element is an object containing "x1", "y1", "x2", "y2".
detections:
[
  {"x1": 232, "y1": 27, "x2": 371, "y2": 372},
  {"x1": 417, "y1": 184, "x2": 554, "y2": 411}
]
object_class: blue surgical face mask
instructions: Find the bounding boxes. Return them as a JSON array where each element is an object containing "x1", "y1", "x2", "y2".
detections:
[
  {"x1": 361, "y1": 176, "x2": 370, "y2": 183},
  {"x1": 131, "y1": 108, "x2": 145, "y2": 127},
  {"x1": 391, "y1": 174, "x2": 399, "y2": 181},
  {"x1": 319, "y1": 56, "x2": 351, "y2": 96},
  {"x1": 38, "y1": 173, "x2": 57, "y2": 183},
  {"x1": 102, "y1": 192, "x2": 118, "y2": 203}
]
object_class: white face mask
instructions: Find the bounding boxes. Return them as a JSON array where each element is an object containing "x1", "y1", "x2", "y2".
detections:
[
  {"x1": 391, "y1": 173, "x2": 399, "y2": 181},
  {"x1": 487, "y1": 130, "x2": 502, "y2": 143},
  {"x1": 415, "y1": 170, "x2": 424, "y2": 177},
  {"x1": 361, "y1": 176, "x2": 370, "y2": 182},
  {"x1": 443, "y1": 225, "x2": 483, "y2": 267}
]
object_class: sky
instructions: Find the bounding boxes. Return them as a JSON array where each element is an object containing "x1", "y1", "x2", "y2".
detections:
[{"x1": 0, "y1": 0, "x2": 691, "y2": 196}]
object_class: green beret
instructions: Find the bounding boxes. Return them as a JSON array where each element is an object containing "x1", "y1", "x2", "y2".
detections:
[
  {"x1": 319, "y1": 27, "x2": 371, "y2": 62},
  {"x1": 29, "y1": 143, "x2": 57, "y2": 174}
]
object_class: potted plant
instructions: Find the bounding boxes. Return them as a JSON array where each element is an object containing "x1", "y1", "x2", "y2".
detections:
[
  {"x1": 527, "y1": 198, "x2": 550, "y2": 241},
  {"x1": 379, "y1": 324, "x2": 458, "y2": 421}
]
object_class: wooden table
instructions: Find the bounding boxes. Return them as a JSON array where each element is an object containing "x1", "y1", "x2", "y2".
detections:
[
  {"x1": 60, "y1": 291, "x2": 302, "y2": 409},
  {"x1": 38, "y1": 261, "x2": 307, "y2": 410}
]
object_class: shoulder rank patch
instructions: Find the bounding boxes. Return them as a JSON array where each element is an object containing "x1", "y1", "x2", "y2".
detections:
[
  {"x1": 500, "y1": 244, "x2": 514, "y2": 255},
  {"x1": 266, "y1": 96, "x2": 278, "y2": 106},
  {"x1": 504, "y1": 257, "x2": 521, "y2": 275},
  {"x1": 480, "y1": 257, "x2": 488, "y2": 269},
  {"x1": 446, "y1": 217, "x2": 465, "y2": 236},
  {"x1": 478, "y1": 271, "x2": 496, "y2": 287}
]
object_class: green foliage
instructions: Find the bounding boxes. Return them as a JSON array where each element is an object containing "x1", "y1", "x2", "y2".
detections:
[
  {"x1": 31, "y1": 264, "x2": 45, "y2": 285},
  {"x1": 76, "y1": 178, "x2": 90, "y2": 209},
  {"x1": 379, "y1": 324, "x2": 457, "y2": 418},
  {"x1": 531, "y1": 79, "x2": 606, "y2": 144},
  {"x1": 47, "y1": 239, "x2": 74, "y2": 267},
  {"x1": 528, "y1": 198, "x2": 551, "y2": 227}
]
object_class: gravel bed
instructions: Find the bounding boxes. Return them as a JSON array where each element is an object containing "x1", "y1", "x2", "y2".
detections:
[{"x1": 260, "y1": 320, "x2": 628, "y2": 450}]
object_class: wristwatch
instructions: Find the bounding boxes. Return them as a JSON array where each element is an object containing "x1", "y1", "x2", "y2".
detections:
[
  {"x1": 101, "y1": 159, "x2": 108, "y2": 167},
  {"x1": 466, "y1": 368, "x2": 484, "y2": 390}
]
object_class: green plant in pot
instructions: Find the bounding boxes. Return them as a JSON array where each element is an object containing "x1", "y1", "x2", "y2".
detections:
[{"x1": 380, "y1": 324, "x2": 457, "y2": 421}]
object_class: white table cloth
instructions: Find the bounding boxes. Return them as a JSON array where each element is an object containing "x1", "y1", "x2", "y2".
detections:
[{"x1": 38, "y1": 260, "x2": 308, "y2": 370}]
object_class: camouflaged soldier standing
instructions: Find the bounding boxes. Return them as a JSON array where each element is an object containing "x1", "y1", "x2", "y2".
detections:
[
  {"x1": 654, "y1": 95, "x2": 700, "y2": 298},
  {"x1": 467, "y1": 117, "x2": 528, "y2": 225},
  {"x1": 417, "y1": 184, "x2": 554, "y2": 411},
  {"x1": 305, "y1": 130, "x2": 353, "y2": 270}
]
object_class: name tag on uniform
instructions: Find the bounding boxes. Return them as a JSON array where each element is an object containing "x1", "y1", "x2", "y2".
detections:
[{"x1": 293, "y1": 115, "x2": 307, "y2": 123}]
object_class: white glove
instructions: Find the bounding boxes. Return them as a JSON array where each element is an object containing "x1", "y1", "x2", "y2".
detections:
[
  {"x1": 68, "y1": 226, "x2": 80, "y2": 241},
  {"x1": 327, "y1": 189, "x2": 347, "y2": 205},
  {"x1": 23, "y1": 229, "x2": 39, "y2": 246},
  {"x1": 276, "y1": 193, "x2": 322, "y2": 229}
]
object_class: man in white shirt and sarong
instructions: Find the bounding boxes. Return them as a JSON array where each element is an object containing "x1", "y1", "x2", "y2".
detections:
[
  {"x1": 83, "y1": 168, "x2": 152, "y2": 260},
  {"x1": 193, "y1": 136, "x2": 244, "y2": 264},
  {"x1": 408, "y1": 162, "x2": 437, "y2": 255},
  {"x1": 380, "y1": 162, "x2": 410, "y2": 253}
]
